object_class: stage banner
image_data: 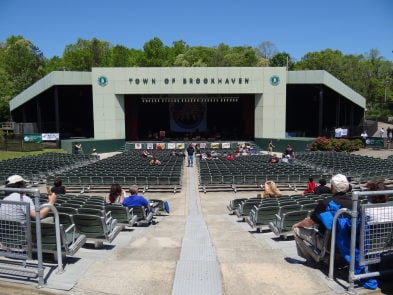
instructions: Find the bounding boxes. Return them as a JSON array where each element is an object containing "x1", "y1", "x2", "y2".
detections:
[
  {"x1": 42, "y1": 133, "x2": 59, "y2": 141},
  {"x1": 24, "y1": 134, "x2": 42, "y2": 143},
  {"x1": 169, "y1": 102, "x2": 207, "y2": 132},
  {"x1": 156, "y1": 143, "x2": 165, "y2": 150},
  {"x1": 176, "y1": 143, "x2": 185, "y2": 149}
]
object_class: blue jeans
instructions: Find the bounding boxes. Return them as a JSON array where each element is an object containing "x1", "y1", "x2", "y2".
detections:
[{"x1": 188, "y1": 155, "x2": 193, "y2": 166}]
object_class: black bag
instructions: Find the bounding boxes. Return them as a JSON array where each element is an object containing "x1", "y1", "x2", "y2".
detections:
[
  {"x1": 379, "y1": 250, "x2": 393, "y2": 270},
  {"x1": 379, "y1": 231, "x2": 393, "y2": 270}
]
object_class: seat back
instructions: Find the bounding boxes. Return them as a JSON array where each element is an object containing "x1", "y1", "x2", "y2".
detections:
[
  {"x1": 105, "y1": 205, "x2": 131, "y2": 223},
  {"x1": 72, "y1": 214, "x2": 107, "y2": 239}
]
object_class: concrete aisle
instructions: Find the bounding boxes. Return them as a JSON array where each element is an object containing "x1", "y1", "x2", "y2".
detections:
[{"x1": 172, "y1": 164, "x2": 222, "y2": 295}]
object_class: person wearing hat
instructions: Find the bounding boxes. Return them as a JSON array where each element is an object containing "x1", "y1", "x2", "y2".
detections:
[
  {"x1": 0, "y1": 175, "x2": 56, "y2": 221},
  {"x1": 292, "y1": 174, "x2": 352, "y2": 263}
]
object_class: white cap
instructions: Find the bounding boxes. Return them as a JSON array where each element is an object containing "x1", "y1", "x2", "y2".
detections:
[
  {"x1": 6, "y1": 175, "x2": 27, "y2": 185},
  {"x1": 330, "y1": 174, "x2": 349, "y2": 193}
]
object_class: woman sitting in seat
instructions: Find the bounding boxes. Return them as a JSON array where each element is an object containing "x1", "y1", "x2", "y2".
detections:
[
  {"x1": 262, "y1": 180, "x2": 282, "y2": 198},
  {"x1": 105, "y1": 184, "x2": 126, "y2": 204}
]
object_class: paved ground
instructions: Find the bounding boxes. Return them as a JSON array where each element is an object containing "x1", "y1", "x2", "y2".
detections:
[{"x1": 1, "y1": 148, "x2": 393, "y2": 295}]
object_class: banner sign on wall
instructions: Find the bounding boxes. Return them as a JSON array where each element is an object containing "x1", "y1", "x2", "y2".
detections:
[
  {"x1": 42, "y1": 133, "x2": 60, "y2": 141},
  {"x1": 24, "y1": 134, "x2": 42, "y2": 143}
]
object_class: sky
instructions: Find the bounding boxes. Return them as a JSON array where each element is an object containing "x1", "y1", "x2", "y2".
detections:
[{"x1": 0, "y1": 0, "x2": 392, "y2": 61}]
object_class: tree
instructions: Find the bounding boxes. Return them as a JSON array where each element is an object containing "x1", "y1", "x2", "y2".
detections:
[
  {"x1": 0, "y1": 36, "x2": 45, "y2": 121},
  {"x1": 62, "y1": 38, "x2": 112, "y2": 70},
  {"x1": 138, "y1": 37, "x2": 168, "y2": 67},
  {"x1": 270, "y1": 52, "x2": 294, "y2": 69},
  {"x1": 256, "y1": 41, "x2": 277, "y2": 60},
  {"x1": 1, "y1": 36, "x2": 45, "y2": 93},
  {"x1": 108, "y1": 45, "x2": 135, "y2": 67},
  {"x1": 166, "y1": 40, "x2": 189, "y2": 66}
]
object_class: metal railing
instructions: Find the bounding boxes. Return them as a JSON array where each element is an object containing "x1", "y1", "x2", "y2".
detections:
[
  {"x1": 329, "y1": 190, "x2": 393, "y2": 294},
  {"x1": 0, "y1": 187, "x2": 63, "y2": 288}
]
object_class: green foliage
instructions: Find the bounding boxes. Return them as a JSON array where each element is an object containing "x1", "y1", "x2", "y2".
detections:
[
  {"x1": 308, "y1": 137, "x2": 362, "y2": 152},
  {"x1": 270, "y1": 52, "x2": 294, "y2": 69},
  {"x1": 1, "y1": 34, "x2": 393, "y2": 125}
]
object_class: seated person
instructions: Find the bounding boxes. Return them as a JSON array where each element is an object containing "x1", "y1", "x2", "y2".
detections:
[
  {"x1": 281, "y1": 155, "x2": 289, "y2": 163},
  {"x1": 105, "y1": 183, "x2": 126, "y2": 204},
  {"x1": 303, "y1": 177, "x2": 316, "y2": 195},
  {"x1": 149, "y1": 157, "x2": 161, "y2": 165},
  {"x1": 313, "y1": 179, "x2": 331, "y2": 195},
  {"x1": 122, "y1": 185, "x2": 150, "y2": 214},
  {"x1": 51, "y1": 178, "x2": 66, "y2": 195},
  {"x1": 141, "y1": 150, "x2": 152, "y2": 158},
  {"x1": 0, "y1": 175, "x2": 56, "y2": 222},
  {"x1": 225, "y1": 154, "x2": 234, "y2": 160},
  {"x1": 269, "y1": 154, "x2": 280, "y2": 163},
  {"x1": 262, "y1": 180, "x2": 282, "y2": 198},
  {"x1": 292, "y1": 174, "x2": 351, "y2": 263},
  {"x1": 284, "y1": 145, "x2": 294, "y2": 158}
]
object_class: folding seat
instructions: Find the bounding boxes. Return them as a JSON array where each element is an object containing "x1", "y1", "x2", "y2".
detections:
[
  {"x1": 136, "y1": 176, "x2": 148, "y2": 186},
  {"x1": 79, "y1": 176, "x2": 91, "y2": 185},
  {"x1": 113, "y1": 176, "x2": 125, "y2": 185},
  {"x1": 102, "y1": 176, "x2": 114, "y2": 185},
  {"x1": 247, "y1": 204, "x2": 279, "y2": 232},
  {"x1": 244, "y1": 175, "x2": 256, "y2": 185},
  {"x1": 124, "y1": 176, "x2": 136, "y2": 185},
  {"x1": 91, "y1": 176, "x2": 103, "y2": 185},
  {"x1": 269, "y1": 209, "x2": 309, "y2": 238},
  {"x1": 68, "y1": 176, "x2": 80, "y2": 185},
  {"x1": 233, "y1": 175, "x2": 244, "y2": 185},
  {"x1": 105, "y1": 204, "x2": 138, "y2": 228},
  {"x1": 147, "y1": 176, "x2": 158, "y2": 186},
  {"x1": 72, "y1": 213, "x2": 121, "y2": 247},
  {"x1": 222, "y1": 175, "x2": 234, "y2": 184}
]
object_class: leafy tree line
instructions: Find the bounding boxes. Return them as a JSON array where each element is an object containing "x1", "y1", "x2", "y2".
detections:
[{"x1": 0, "y1": 35, "x2": 392, "y2": 122}]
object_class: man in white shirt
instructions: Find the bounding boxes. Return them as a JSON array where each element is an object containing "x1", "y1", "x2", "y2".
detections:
[{"x1": 0, "y1": 175, "x2": 56, "y2": 221}]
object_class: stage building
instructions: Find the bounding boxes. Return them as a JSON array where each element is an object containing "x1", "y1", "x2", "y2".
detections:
[{"x1": 9, "y1": 67, "x2": 365, "y2": 153}]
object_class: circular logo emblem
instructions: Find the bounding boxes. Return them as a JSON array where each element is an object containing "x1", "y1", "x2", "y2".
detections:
[
  {"x1": 270, "y1": 75, "x2": 280, "y2": 86},
  {"x1": 170, "y1": 102, "x2": 206, "y2": 129},
  {"x1": 98, "y1": 76, "x2": 108, "y2": 87}
]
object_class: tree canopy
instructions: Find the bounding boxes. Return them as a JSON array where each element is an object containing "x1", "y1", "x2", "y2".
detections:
[{"x1": 0, "y1": 35, "x2": 392, "y2": 122}]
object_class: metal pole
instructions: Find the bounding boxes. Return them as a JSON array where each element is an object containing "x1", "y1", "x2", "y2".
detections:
[
  {"x1": 33, "y1": 193, "x2": 45, "y2": 288},
  {"x1": 348, "y1": 191, "x2": 359, "y2": 294}
]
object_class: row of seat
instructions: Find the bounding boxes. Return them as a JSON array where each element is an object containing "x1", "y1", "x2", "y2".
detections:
[{"x1": 230, "y1": 195, "x2": 326, "y2": 238}]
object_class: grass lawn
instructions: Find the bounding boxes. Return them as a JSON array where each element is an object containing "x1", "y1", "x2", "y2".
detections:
[{"x1": 0, "y1": 149, "x2": 68, "y2": 161}]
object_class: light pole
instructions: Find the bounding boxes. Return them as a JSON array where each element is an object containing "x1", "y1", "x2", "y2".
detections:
[{"x1": 385, "y1": 79, "x2": 390, "y2": 104}]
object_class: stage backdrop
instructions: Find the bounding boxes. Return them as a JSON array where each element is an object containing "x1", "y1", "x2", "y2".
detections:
[{"x1": 169, "y1": 102, "x2": 207, "y2": 132}]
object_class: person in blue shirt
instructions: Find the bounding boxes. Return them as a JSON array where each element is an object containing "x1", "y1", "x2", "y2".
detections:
[{"x1": 122, "y1": 185, "x2": 150, "y2": 213}]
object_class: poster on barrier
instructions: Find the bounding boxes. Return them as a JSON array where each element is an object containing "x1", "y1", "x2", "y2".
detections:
[
  {"x1": 167, "y1": 143, "x2": 176, "y2": 149},
  {"x1": 42, "y1": 133, "x2": 59, "y2": 141},
  {"x1": 134, "y1": 143, "x2": 142, "y2": 149},
  {"x1": 222, "y1": 142, "x2": 230, "y2": 149}
]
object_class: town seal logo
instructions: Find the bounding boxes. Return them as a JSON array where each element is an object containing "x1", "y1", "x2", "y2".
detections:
[
  {"x1": 98, "y1": 76, "x2": 108, "y2": 87},
  {"x1": 270, "y1": 75, "x2": 280, "y2": 86}
]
